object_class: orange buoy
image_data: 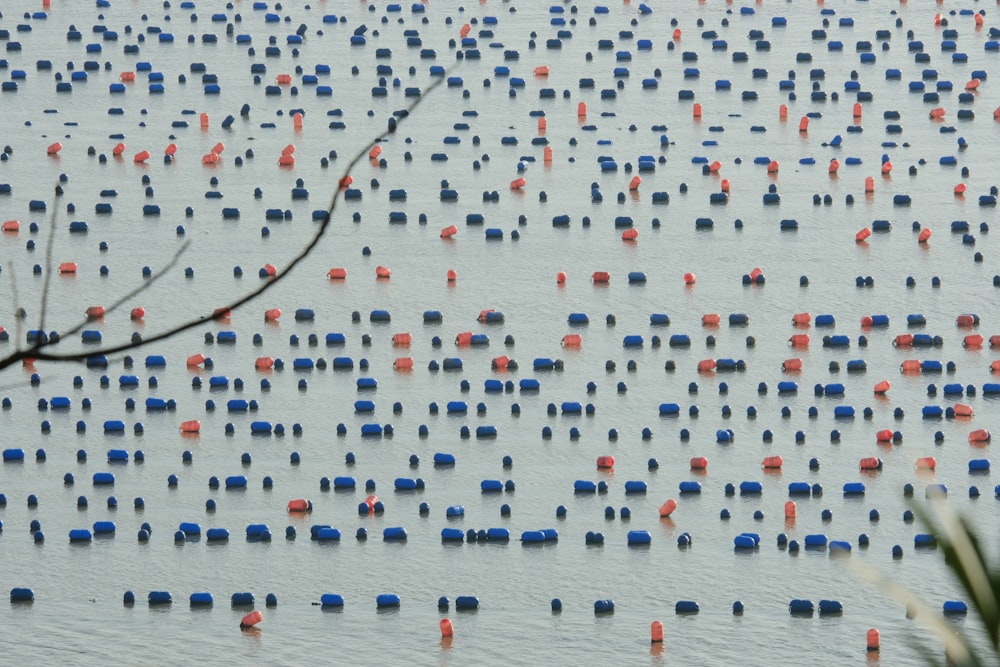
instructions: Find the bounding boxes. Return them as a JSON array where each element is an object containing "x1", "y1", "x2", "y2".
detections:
[
  {"x1": 762, "y1": 456, "x2": 783, "y2": 469},
  {"x1": 929, "y1": 107, "x2": 946, "y2": 120},
  {"x1": 900, "y1": 359, "x2": 922, "y2": 372},
  {"x1": 287, "y1": 498, "x2": 312, "y2": 512},
  {"x1": 477, "y1": 310, "x2": 496, "y2": 323},
  {"x1": 976, "y1": 13, "x2": 985, "y2": 27},
  {"x1": 702, "y1": 313, "x2": 721, "y2": 326},
  {"x1": 201, "y1": 152, "x2": 219, "y2": 165},
  {"x1": 867, "y1": 629, "x2": 880, "y2": 653},
  {"x1": 375, "y1": 265, "x2": 391, "y2": 278},
  {"x1": 991, "y1": 360, "x2": 1000, "y2": 373},
  {"x1": 798, "y1": 116, "x2": 809, "y2": 133},
  {"x1": 690, "y1": 457, "x2": 708, "y2": 470},
  {"x1": 491, "y1": 355, "x2": 510, "y2": 370},
  {"x1": 293, "y1": 112, "x2": 303, "y2": 130},
  {"x1": 621, "y1": 228, "x2": 638, "y2": 241},
  {"x1": 211, "y1": 142, "x2": 225, "y2": 155},
  {"x1": 673, "y1": 28, "x2": 682, "y2": 41},
  {"x1": 459, "y1": 23, "x2": 471, "y2": 38},
  {"x1": 651, "y1": 620, "x2": 664, "y2": 643},
  {"x1": 440, "y1": 618, "x2": 454, "y2": 638},
  {"x1": 165, "y1": 143, "x2": 177, "y2": 156},
  {"x1": 577, "y1": 102, "x2": 587, "y2": 118},
  {"x1": 957, "y1": 314, "x2": 978, "y2": 327},
  {"x1": 749, "y1": 267, "x2": 763, "y2": 280},
  {"x1": 969, "y1": 429, "x2": 991, "y2": 443},
  {"x1": 327, "y1": 267, "x2": 347, "y2": 280},
  {"x1": 693, "y1": 102, "x2": 702, "y2": 119},
  {"x1": 130, "y1": 307, "x2": 146, "y2": 320},
  {"x1": 1, "y1": 220, "x2": 20, "y2": 233},
  {"x1": 543, "y1": 146, "x2": 553, "y2": 163},
  {"x1": 455, "y1": 332, "x2": 472, "y2": 346},
  {"x1": 782, "y1": 358, "x2": 803, "y2": 372},
  {"x1": 628, "y1": 176, "x2": 641, "y2": 191},
  {"x1": 792, "y1": 312, "x2": 811, "y2": 325},
  {"x1": 828, "y1": 159, "x2": 840, "y2": 175},
  {"x1": 865, "y1": 176, "x2": 875, "y2": 193},
  {"x1": 596, "y1": 455, "x2": 615, "y2": 469},
  {"x1": 556, "y1": 271, "x2": 567, "y2": 284},
  {"x1": 534, "y1": 65, "x2": 550, "y2": 77},
  {"x1": 264, "y1": 308, "x2": 281, "y2": 322},
  {"x1": 954, "y1": 183, "x2": 966, "y2": 195},
  {"x1": 658, "y1": 500, "x2": 677, "y2": 518},
  {"x1": 368, "y1": 144, "x2": 382, "y2": 160},
  {"x1": 855, "y1": 228, "x2": 872, "y2": 242},
  {"x1": 86, "y1": 306, "x2": 106, "y2": 319},
  {"x1": 720, "y1": 178, "x2": 730, "y2": 193},
  {"x1": 784, "y1": 501, "x2": 797, "y2": 519},
  {"x1": 861, "y1": 316, "x2": 874, "y2": 328},
  {"x1": 779, "y1": 104, "x2": 788, "y2": 120},
  {"x1": 47, "y1": 142, "x2": 63, "y2": 155},
  {"x1": 58, "y1": 262, "x2": 78, "y2": 273},
  {"x1": 853, "y1": 102, "x2": 862, "y2": 119},
  {"x1": 180, "y1": 420, "x2": 201, "y2": 433},
  {"x1": 537, "y1": 117, "x2": 547, "y2": 132},
  {"x1": 789, "y1": 334, "x2": 810, "y2": 347},
  {"x1": 881, "y1": 161, "x2": 893, "y2": 175},
  {"x1": 964, "y1": 334, "x2": 984, "y2": 348},
  {"x1": 510, "y1": 177, "x2": 526, "y2": 190},
  {"x1": 859, "y1": 457, "x2": 881, "y2": 470},
  {"x1": 873, "y1": 380, "x2": 891, "y2": 395},
  {"x1": 393, "y1": 357, "x2": 414, "y2": 370},
  {"x1": 276, "y1": 73, "x2": 292, "y2": 85},
  {"x1": 339, "y1": 175, "x2": 353, "y2": 189},
  {"x1": 446, "y1": 269, "x2": 457, "y2": 281},
  {"x1": 767, "y1": 160, "x2": 779, "y2": 174},
  {"x1": 915, "y1": 457, "x2": 937, "y2": 470},
  {"x1": 392, "y1": 333, "x2": 412, "y2": 346},
  {"x1": 697, "y1": 359, "x2": 717, "y2": 372},
  {"x1": 133, "y1": 150, "x2": 150, "y2": 163},
  {"x1": 562, "y1": 334, "x2": 582, "y2": 347},
  {"x1": 894, "y1": 334, "x2": 914, "y2": 348},
  {"x1": 592, "y1": 271, "x2": 610, "y2": 283},
  {"x1": 186, "y1": 353, "x2": 206, "y2": 367},
  {"x1": 708, "y1": 160, "x2": 722, "y2": 174},
  {"x1": 200, "y1": 112, "x2": 209, "y2": 128},
  {"x1": 953, "y1": 403, "x2": 974, "y2": 417},
  {"x1": 875, "y1": 429, "x2": 893, "y2": 443},
  {"x1": 281, "y1": 143, "x2": 296, "y2": 156},
  {"x1": 995, "y1": 106, "x2": 1000, "y2": 121},
  {"x1": 262, "y1": 263, "x2": 277, "y2": 277},
  {"x1": 112, "y1": 142, "x2": 126, "y2": 156},
  {"x1": 255, "y1": 357, "x2": 275, "y2": 370},
  {"x1": 440, "y1": 225, "x2": 458, "y2": 239},
  {"x1": 992, "y1": 335, "x2": 1000, "y2": 348},
  {"x1": 966, "y1": 78, "x2": 981, "y2": 91},
  {"x1": 240, "y1": 610, "x2": 263, "y2": 629},
  {"x1": 119, "y1": 71, "x2": 135, "y2": 82},
  {"x1": 277, "y1": 154, "x2": 295, "y2": 167},
  {"x1": 918, "y1": 228, "x2": 932, "y2": 242},
  {"x1": 683, "y1": 272, "x2": 696, "y2": 285}
]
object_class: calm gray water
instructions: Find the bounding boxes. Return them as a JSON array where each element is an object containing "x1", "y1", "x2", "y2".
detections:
[{"x1": 0, "y1": 1, "x2": 998, "y2": 664}]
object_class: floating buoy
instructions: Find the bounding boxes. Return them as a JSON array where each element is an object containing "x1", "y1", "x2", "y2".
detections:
[
  {"x1": 392, "y1": 333, "x2": 412, "y2": 346},
  {"x1": 577, "y1": 102, "x2": 587, "y2": 118},
  {"x1": 865, "y1": 176, "x2": 875, "y2": 193},
  {"x1": 829, "y1": 159, "x2": 839, "y2": 175},
  {"x1": 693, "y1": 103, "x2": 702, "y2": 119},
  {"x1": 375, "y1": 266, "x2": 391, "y2": 278},
  {"x1": 327, "y1": 267, "x2": 347, "y2": 280},
  {"x1": 264, "y1": 308, "x2": 281, "y2": 322},
  {"x1": 798, "y1": 116, "x2": 809, "y2": 133},
  {"x1": 785, "y1": 501, "x2": 797, "y2": 519},
  {"x1": 1, "y1": 220, "x2": 19, "y2": 233},
  {"x1": 200, "y1": 113, "x2": 209, "y2": 129},
  {"x1": 133, "y1": 150, "x2": 150, "y2": 164},
  {"x1": 278, "y1": 154, "x2": 294, "y2": 167},
  {"x1": 596, "y1": 455, "x2": 615, "y2": 469},
  {"x1": 918, "y1": 228, "x2": 932, "y2": 242},
  {"x1": 562, "y1": 334, "x2": 582, "y2": 347},
  {"x1": 47, "y1": 142, "x2": 63, "y2": 155},
  {"x1": 287, "y1": 498, "x2": 312, "y2": 512},
  {"x1": 860, "y1": 457, "x2": 882, "y2": 470},
  {"x1": 762, "y1": 456, "x2": 783, "y2": 469},
  {"x1": 592, "y1": 271, "x2": 610, "y2": 283},
  {"x1": 969, "y1": 429, "x2": 991, "y2": 443},
  {"x1": 702, "y1": 313, "x2": 721, "y2": 326},
  {"x1": 58, "y1": 262, "x2": 78, "y2": 273},
  {"x1": 789, "y1": 334, "x2": 810, "y2": 347},
  {"x1": 779, "y1": 104, "x2": 788, "y2": 120},
  {"x1": 543, "y1": 146, "x2": 553, "y2": 163},
  {"x1": 165, "y1": 143, "x2": 177, "y2": 156},
  {"x1": 855, "y1": 228, "x2": 871, "y2": 242},
  {"x1": 393, "y1": 357, "x2": 414, "y2": 370},
  {"x1": 629, "y1": 176, "x2": 641, "y2": 191},
  {"x1": 85, "y1": 306, "x2": 105, "y2": 319},
  {"x1": 697, "y1": 359, "x2": 717, "y2": 372},
  {"x1": 867, "y1": 629, "x2": 880, "y2": 652},
  {"x1": 658, "y1": 499, "x2": 677, "y2": 517},
  {"x1": 212, "y1": 142, "x2": 225, "y2": 155},
  {"x1": 767, "y1": 160, "x2": 779, "y2": 174},
  {"x1": 440, "y1": 225, "x2": 458, "y2": 239},
  {"x1": 929, "y1": 107, "x2": 946, "y2": 120},
  {"x1": 186, "y1": 353, "x2": 206, "y2": 367},
  {"x1": 556, "y1": 271, "x2": 567, "y2": 284},
  {"x1": 621, "y1": 228, "x2": 638, "y2": 241},
  {"x1": 202, "y1": 152, "x2": 219, "y2": 165},
  {"x1": 915, "y1": 457, "x2": 937, "y2": 470},
  {"x1": 873, "y1": 380, "x2": 891, "y2": 394},
  {"x1": 440, "y1": 618, "x2": 454, "y2": 638},
  {"x1": 853, "y1": 103, "x2": 862, "y2": 120},
  {"x1": 510, "y1": 177, "x2": 526, "y2": 190},
  {"x1": 180, "y1": 420, "x2": 200, "y2": 433},
  {"x1": 881, "y1": 161, "x2": 892, "y2": 175},
  {"x1": 240, "y1": 610, "x2": 262, "y2": 629},
  {"x1": 112, "y1": 142, "x2": 126, "y2": 156}
]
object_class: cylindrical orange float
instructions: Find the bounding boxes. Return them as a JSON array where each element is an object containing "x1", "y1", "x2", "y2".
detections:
[
  {"x1": 276, "y1": 73, "x2": 292, "y2": 85},
  {"x1": 881, "y1": 161, "x2": 892, "y2": 175},
  {"x1": 240, "y1": 610, "x2": 263, "y2": 629},
  {"x1": 784, "y1": 501, "x2": 797, "y2": 519},
  {"x1": 798, "y1": 116, "x2": 809, "y2": 133},
  {"x1": 446, "y1": 269, "x2": 457, "y2": 281},
  {"x1": 455, "y1": 332, "x2": 472, "y2": 346},
  {"x1": 510, "y1": 177, "x2": 526, "y2": 190},
  {"x1": 953, "y1": 403, "x2": 974, "y2": 417},
  {"x1": 767, "y1": 160, "x2": 779, "y2": 174},
  {"x1": 278, "y1": 154, "x2": 295, "y2": 166},
  {"x1": 690, "y1": 457, "x2": 708, "y2": 470},
  {"x1": 392, "y1": 333, "x2": 412, "y2": 346},
  {"x1": 201, "y1": 152, "x2": 219, "y2": 165},
  {"x1": 180, "y1": 420, "x2": 201, "y2": 433},
  {"x1": 966, "y1": 78, "x2": 981, "y2": 91},
  {"x1": 340, "y1": 175, "x2": 353, "y2": 189},
  {"x1": 876, "y1": 429, "x2": 893, "y2": 442},
  {"x1": 393, "y1": 357, "x2": 414, "y2": 370},
  {"x1": 969, "y1": 429, "x2": 991, "y2": 443},
  {"x1": 287, "y1": 498, "x2": 311, "y2": 512},
  {"x1": 293, "y1": 112, "x2": 303, "y2": 130},
  {"x1": 867, "y1": 629, "x2": 880, "y2": 652},
  {"x1": 255, "y1": 357, "x2": 275, "y2": 370},
  {"x1": 86, "y1": 306, "x2": 106, "y2": 319},
  {"x1": 792, "y1": 312, "x2": 811, "y2": 325},
  {"x1": 440, "y1": 225, "x2": 458, "y2": 239},
  {"x1": 119, "y1": 71, "x2": 135, "y2": 82},
  {"x1": 658, "y1": 499, "x2": 677, "y2": 518},
  {"x1": 673, "y1": 28, "x2": 682, "y2": 41},
  {"x1": 957, "y1": 314, "x2": 978, "y2": 327},
  {"x1": 859, "y1": 457, "x2": 881, "y2": 470},
  {"x1": 702, "y1": 313, "x2": 721, "y2": 326},
  {"x1": 596, "y1": 455, "x2": 615, "y2": 469},
  {"x1": 865, "y1": 176, "x2": 875, "y2": 193},
  {"x1": 873, "y1": 380, "x2": 891, "y2": 394},
  {"x1": 47, "y1": 142, "x2": 63, "y2": 155},
  {"x1": 440, "y1": 619, "x2": 454, "y2": 638},
  {"x1": 58, "y1": 262, "x2": 78, "y2": 273},
  {"x1": 779, "y1": 104, "x2": 788, "y2": 120},
  {"x1": 264, "y1": 308, "x2": 281, "y2": 322},
  {"x1": 651, "y1": 620, "x2": 664, "y2": 643},
  {"x1": 165, "y1": 143, "x2": 177, "y2": 156},
  {"x1": 577, "y1": 102, "x2": 587, "y2": 118},
  {"x1": 684, "y1": 272, "x2": 696, "y2": 285},
  {"x1": 697, "y1": 359, "x2": 717, "y2": 372},
  {"x1": 829, "y1": 159, "x2": 840, "y2": 175},
  {"x1": 708, "y1": 160, "x2": 721, "y2": 174},
  {"x1": 782, "y1": 358, "x2": 803, "y2": 371},
  {"x1": 130, "y1": 307, "x2": 146, "y2": 320},
  {"x1": 894, "y1": 334, "x2": 914, "y2": 347},
  {"x1": 327, "y1": 267, "x2": 347, "y2": 280},
  {"x1": 375, "y1": 265, "x2": 391, "y2": 278},
  {"x1": 789, "y1": 334, "x2": 810, "y2": 347},
  {"x1": 991, "y1": 360, "x2": 1000, "y2": 373},
  {"x1": 628, "y1": 176, "x2": 641, "y2": 191},
  {"x1": 556, "y1": 271, "x2": 567, "y2": 284},
  {"x1": 133, "y1": 150, "x2": 150, "y2": 163},
  {"x1": 855, "y1": 228, "x2": 872, "y2": 242},
  {"x1": 621, "y1": 228, "x2": 638, "y2": 241},
  {"x1": 262, "y1": 264, "x2": 277, "y2": 277},
  {"x1": 900, "y1": 359, "x2": 921, "y2": 372},
  {"x1": 112, "y1": 142, "x2": 126, "y2": 156},
  {"x1": 954, "y1": 183, "x2": 966, "y2": 195},
  {"x1": 534, "y1": 65, "x2": 549, "y2": 77},
  {"x1": 368, "y1": 145, "x2": 382, "y2": 160},
  {"x1": 459, "y1": 23, "x2": 471, "y2": 38},
  {"x1": 562, "y1": 334, "x2": 582, "y2": 347},
  {"x1": 964, "y1": 334, "x2": 984, "y2": 347},
  {"x1": 720, "y1": 178, "x2": 730, "y2": 193},
  {"x1": 543, "y1": 146, "x2": 553, "y2": 163},
  {"x1": 915, "y1": 457, "x2": 937, "y2": 469},
  {"x1": 200, "y1": 112, "x2": 209, "y2": 129},
  {"x1": 491, "y1": 355, "x2": 510, "y2": 370},
  {"x1": 693, "y1": 102, "x2": 702, "y2": 119},
  {"x1": 1, "y1": 220, "x2": 20, "y2": 232},
  {"x1": 592, "y1": 271, "x2": 610, "y2": 283},
  {"x1": 853, "y1": 102, "x2": 862, "y2": 119},
  {"x1": 918, "y1": 228, "x2": 932, "y2": 242},
  {"x1": 211, "y1": 142, "x2": 225, "y2": 155},
  {"x1": 538, "y1": 117, "x2": 547, "y2": 132},
  {"x1": 762, "y1": 456, "x2": 783, "y2": 469},
  {"x1": 186, "y1": 353, "x2": 206, "y2": 367}
]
